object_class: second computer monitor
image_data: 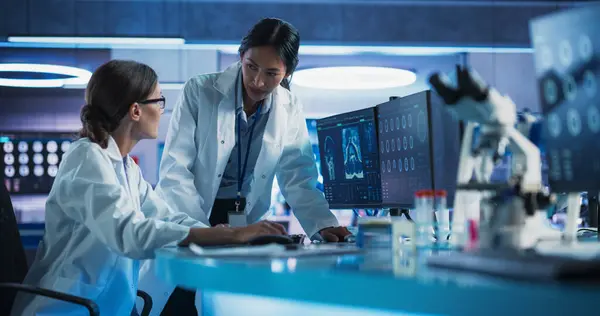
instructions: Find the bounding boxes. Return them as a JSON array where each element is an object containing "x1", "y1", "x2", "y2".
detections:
[
  {"x1": 376, "y1": 90, "x2": 461, "y2": 208},
  {"x1": 377, "y1": 93, "x2": 433, "y2": 208},
  {"x1": 316, "y1": 108, "x2": 381, "y2": 209}
]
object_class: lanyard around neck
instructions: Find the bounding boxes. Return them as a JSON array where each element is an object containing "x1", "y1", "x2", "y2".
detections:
[
  {"x1": 236, "y1": 103, "x2": 262, "y2": 209},
  {"x1": 234, "y1": 68, "x2": 263, "y2": 210}
]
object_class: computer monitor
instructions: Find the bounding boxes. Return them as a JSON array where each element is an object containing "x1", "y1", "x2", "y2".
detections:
[
  {"x1": 316, "y1": 108, "x2": 382, "y2": 209},
  {"x1": 530, "y1": 4, "x2": 600, "y2": 192},
  {"x1": 376, "y1": 91, "x2": 461, "y2": 208},
  {"x1": 0, "y1": 131, "x2": 76, "y2": 195}
]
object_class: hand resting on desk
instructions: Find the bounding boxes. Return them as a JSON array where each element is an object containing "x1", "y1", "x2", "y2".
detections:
[
  {"x1": 318, "y1": 226, "x2": 352, "y2": 242},
  {"x1": 179, "y1": 220, "x2": 287, "y2": 246}
]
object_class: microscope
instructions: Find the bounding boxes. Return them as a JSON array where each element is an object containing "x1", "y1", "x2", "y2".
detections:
[
  {"x1": 426, "y1": 66, "x2": 600, "y2": 281},
  {"x1": 428, "y1": 65, "x2": 552, "y2": 251}
]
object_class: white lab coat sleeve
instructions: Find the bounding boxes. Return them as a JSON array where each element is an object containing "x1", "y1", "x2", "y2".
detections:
[
  {"x1": 137, "y1": 166, "x2": 207, "y2": 228},
  {"x1": 275, "y1": 99, "x2": 339, "y2": 237},
  {"x1": 155, "y1": 79, "x2": 208, "y2": 223},
  {"x1": 57, "y1": 146, "x2": 191, "y2": 260}
]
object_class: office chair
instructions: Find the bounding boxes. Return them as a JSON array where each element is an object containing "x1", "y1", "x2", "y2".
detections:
[{"x1": 0, "y1": 184, "x2": 152, "y2": 316}]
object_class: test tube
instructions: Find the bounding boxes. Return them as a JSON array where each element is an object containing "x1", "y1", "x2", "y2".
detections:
[
  {"x1": 435, "y1": 190, "x2": 449, "y2": 243},
  {"x1": 414, "y1": 190, "x2": 424, "y2": 217},
  {"x1": 423, "y1": 190, "x2": 435, "y2": 244},
  {"x1": 414, "y1": 190, "x2": 434, "y2": 246}
]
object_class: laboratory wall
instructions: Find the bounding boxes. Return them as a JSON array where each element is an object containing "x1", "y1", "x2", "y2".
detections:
[
  {"x1": 0, "y1": 88, "x2": 84, "y2": 132},
  {"x1": 0, "y1": 47, "x2": 111, "y2": 131},
  {"x1": 467, "y1": 52, "x2": 541, "y2": 112}
]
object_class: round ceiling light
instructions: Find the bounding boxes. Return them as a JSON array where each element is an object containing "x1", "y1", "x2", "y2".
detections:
[
  {"x1": 0, "y1": 63, "x2": 93, "y2": 88},
  {"x1": 292, "y1": 66, "x2": 417, "y2": 90}
]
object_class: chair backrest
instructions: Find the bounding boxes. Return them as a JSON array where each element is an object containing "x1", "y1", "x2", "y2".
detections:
[{"x1": 0, "y1": 183, "x2": 29, "y2": 315}]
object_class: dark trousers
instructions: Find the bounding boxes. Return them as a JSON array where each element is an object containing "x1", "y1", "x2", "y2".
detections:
[{"x1": 160, "y1": 199, "x2": 240, "y2": 315}]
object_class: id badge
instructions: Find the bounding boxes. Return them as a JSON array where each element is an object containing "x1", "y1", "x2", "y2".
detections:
[{"x1": 228, "y1": 211, "x2": 248, "y2": 227}]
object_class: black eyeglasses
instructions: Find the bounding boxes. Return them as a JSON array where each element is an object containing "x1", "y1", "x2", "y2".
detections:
[{"x1": 139, "y1": 96, "x2": 166, "y2": 110}]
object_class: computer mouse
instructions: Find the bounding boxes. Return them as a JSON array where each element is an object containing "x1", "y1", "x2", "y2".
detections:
[{"x1": 247, "y1": 234, "x2": 294, "y2": 246}]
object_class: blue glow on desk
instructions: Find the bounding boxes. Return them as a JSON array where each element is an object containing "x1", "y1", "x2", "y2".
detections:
[
  {"x1": 155, "y1": 248, "x2": 599, "y2": 316},
  {"x1": 202, "y1": 292, "x2": 429, "y2": 316}
]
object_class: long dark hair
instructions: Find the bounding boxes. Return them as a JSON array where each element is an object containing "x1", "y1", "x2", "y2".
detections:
[
  {"x1": 79, "y1": 60, "x2": 158, "y2": 148},
  {"x1": 238, "y1": 18, "x2": 300, "y2": 90}
]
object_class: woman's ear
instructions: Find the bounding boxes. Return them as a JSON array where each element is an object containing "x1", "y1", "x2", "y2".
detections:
[{"x1": 129, "y1": 103, "x2": 142, "y2": 122}]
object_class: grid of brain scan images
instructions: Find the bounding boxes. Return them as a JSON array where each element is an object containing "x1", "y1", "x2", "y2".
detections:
[
  {"x1": 530, "y1": 5, "x2": 600, "y2": 192},
  {"x1": 1, "y1": 132, "x2": 75, "y2": 194},
  {"x1": 316, "y1": 108, "x2": 381, "y2": 208},
  {"x1": 376, "y1": 97, "x2": 433, "y2": 207}
]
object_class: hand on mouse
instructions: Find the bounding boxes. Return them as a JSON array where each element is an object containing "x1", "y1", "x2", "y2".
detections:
[
  {"x1": 318, "y1": 226, "x2": 352, "y2": 242},
  {"x1": 233, "y1": 220, "x2": 287, "y2": 243}
]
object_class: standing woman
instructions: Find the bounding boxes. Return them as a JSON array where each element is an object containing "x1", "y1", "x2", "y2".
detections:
[
  {"x1": 9, "y1": 60, "x2": 285, "y2": 316},
  {"x1": 140, "y1": 18, "x2": 351, "y2": 315}
]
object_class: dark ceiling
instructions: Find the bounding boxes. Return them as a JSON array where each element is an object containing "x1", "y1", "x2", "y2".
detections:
[{"x1": 0, "y1": 0, "x2": 595, "y2": 47}]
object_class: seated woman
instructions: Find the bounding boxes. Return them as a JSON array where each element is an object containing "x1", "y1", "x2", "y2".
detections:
[{"x1": 10, "y1": 60, "x2": 286, "y2": 316}]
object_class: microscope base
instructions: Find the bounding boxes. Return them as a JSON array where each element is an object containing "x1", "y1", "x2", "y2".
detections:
[{"x1": 427, "y1": 248, "x2": 600, "y2": 283}]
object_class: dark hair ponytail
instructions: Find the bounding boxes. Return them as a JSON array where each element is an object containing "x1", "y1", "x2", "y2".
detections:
[
  {"x1": 79, "y1": 60, "x2": 158, "y2": 148},
  {"x1": 239, "y1": 17, "x2": 300, "y2": 90},
  {"x1": 79, "y1": 104, "x2": 113, "y2": 148}
]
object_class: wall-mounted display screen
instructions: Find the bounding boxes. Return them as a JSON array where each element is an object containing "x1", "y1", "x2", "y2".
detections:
[{"x1": 0, "y1": 131, "x2": 76, "y2": 194}]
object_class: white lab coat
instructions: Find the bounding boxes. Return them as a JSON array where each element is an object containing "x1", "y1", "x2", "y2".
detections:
[
  {"x1": 137, "y1": 62, "x2": 339, "y2": 314},
  {"x1": 11, "y1": 137, "x2": 202, "y2": 316}
]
